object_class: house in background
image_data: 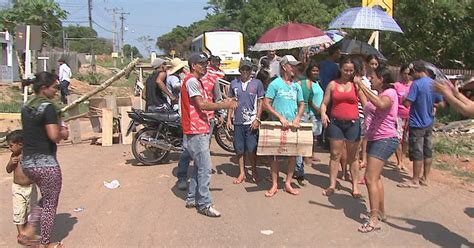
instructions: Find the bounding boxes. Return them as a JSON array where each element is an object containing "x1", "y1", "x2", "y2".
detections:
[{"x1": 0, "y1": 30, "x2": 13, "y2": 85}]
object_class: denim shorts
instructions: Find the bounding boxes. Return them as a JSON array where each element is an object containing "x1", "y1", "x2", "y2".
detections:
[
  {"x1": 408, "y1": 125, "x2": 433, "y2": 161},
  {"x1": 233, "y1": 124, "x2": 258, "y2": 155},
  {"x1": 327, "y1": 118, "x2": 361, "y2": 142},
  {"x1": 367, "y1": 137, "x2": 399, "y2": 161}
]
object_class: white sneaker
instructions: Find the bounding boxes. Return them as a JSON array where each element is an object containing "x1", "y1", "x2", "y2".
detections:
[{"x1": 198, "y1": 205, "x2": 221, "y2": 217}]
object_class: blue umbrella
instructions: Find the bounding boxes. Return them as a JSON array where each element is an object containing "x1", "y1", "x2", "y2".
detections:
[
  {"x1": 325, "y1": 30, "x2": 345, "y2": 43},
  {"x1": 336, "y1": 39, "x2": 387, "y2": 61},
  {"x1": 329, "y1": 7, "x2": 403, "y2": 33}
]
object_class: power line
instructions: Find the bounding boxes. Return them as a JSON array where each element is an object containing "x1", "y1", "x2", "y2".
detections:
[{"x1": 92, "y1": 20, "x2": 114, "y2": 33}]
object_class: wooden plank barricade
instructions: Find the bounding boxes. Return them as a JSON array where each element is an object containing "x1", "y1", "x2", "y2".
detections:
[{"x1": 257, "y1": 121, "x2": 313, "y2": 157}]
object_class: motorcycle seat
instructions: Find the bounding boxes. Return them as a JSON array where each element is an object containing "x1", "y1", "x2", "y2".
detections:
[{"x1": 142, "y1": 111, "x2": 180, "y2": 123}]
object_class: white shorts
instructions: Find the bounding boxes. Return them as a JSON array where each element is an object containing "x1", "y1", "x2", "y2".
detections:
[{"x1": 12, "y1": 183, "x2": 33, "y2": 225}]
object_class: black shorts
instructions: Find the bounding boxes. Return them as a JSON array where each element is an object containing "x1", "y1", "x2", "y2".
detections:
[{"x1": 327, "y1": 118, "x2": 361, "y2": 142}]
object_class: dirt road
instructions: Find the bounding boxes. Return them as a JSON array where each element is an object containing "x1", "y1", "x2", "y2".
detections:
[{"x1": 1, "y1": 142, "x2": 473, "y2": 247}]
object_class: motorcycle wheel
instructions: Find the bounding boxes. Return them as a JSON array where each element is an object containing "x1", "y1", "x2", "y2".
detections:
[
  {"x1": 132, "y1": 128, "x2": 169, "y2": 165},
  {"x1": 214, "y1": 125, "x2": 235, "y2": 153}
]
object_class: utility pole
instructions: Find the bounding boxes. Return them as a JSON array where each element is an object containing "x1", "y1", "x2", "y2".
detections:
[
  {"x1": 119, "y1": 11, "x2": 129, "y2": 63},
  {"x1": 88, "y1": 0, "x2": 96, "y2": 72},
  {"x1": 105, "y1": 7, "x2": 121, "y2": 67}
]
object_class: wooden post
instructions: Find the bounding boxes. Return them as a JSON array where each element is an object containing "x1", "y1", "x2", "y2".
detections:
[
  {"x1": 101, "y1": 108, "x2": 113, "y2": 147},
  {"x1": 119, "y1": 106, "x2": 133, "y2": 145},
  {"x1": 67, "y1": 95, "x2": 82, "y2": 144},
  {"x1": 105, "y1": 95, "x2": 118, "y2": 117}
]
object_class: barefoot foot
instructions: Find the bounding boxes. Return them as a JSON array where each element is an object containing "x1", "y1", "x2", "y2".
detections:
[
  {"x1": 284, "y1": 184, "x2": 299, "y2": 195},
  {"x1": 265, "y1": 188, "x2": 278, "y2": 197}
]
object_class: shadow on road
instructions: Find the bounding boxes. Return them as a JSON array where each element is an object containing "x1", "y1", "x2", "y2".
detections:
[
  {"x1": 309, "y1": 193, "x2": 367, "y2": 224},
  {"x1": 51, "y1": 213, "x2": 78, "y2": 242},
  {"x1": 381, "y1": 164, "x2": 412, "y2": 183},
  {"x1": 386, "y1": 216, "x2": 474, "y2": 247},
  {"x1": 464, "y1": 207, "x2": 474, "y2": 218}
]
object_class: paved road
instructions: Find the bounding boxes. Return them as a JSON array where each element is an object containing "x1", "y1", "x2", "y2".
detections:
[{"x1": 0, "y1": 142, "x2": 473, "y2": 247}]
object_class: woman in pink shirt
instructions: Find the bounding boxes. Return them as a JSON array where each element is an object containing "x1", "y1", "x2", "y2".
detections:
[
  {"x1": 354, "y1": 67, "x2": 399, "y2": 233},
  {"x1": 393, "y1": 65, "x2": 413, "y2": 170}
]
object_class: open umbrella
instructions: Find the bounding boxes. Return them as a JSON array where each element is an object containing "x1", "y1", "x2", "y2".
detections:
[
  {"x1": 329, "y1": 7, "x2": 403, "y2": 33},
  {"x1": 250, "y1": 23, "x2": 333, "y2": 51},
  {"x1": 325, "y1": 30, "x2": 346, "y2": 43},
  {"x1": 336, "y1": 39, "x2": 387, "y2": 61}
]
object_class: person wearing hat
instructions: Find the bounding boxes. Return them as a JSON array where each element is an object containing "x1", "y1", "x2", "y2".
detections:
[
  {"x1": 145, "y1": 58, "x2": 174, "y2": 112},
  {"x1": 263, "y1": 55, "x2": 305, "y2": 197},
  {"x1": 58, "y1": 58, "x2": 72, "y2": 104},
  {"x1": 175, "y1": 55, "x2": 224, "y2": 191},
  {"x1": 398, "y1": 60, "x2": 444, "y2": 189},
  {"x1": 226, "y1": 59, "x2": 265, "y2": 184},
  {"x1": 166, "y1": 58, "x2": 187, "y2": 111},
  {"x1": 181, "y1": 52, "x2": 237, "y2": 217}
]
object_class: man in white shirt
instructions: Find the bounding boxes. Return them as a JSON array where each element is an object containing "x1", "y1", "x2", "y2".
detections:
[{"x1": 58, "y1": 58, "x2": 72, "y2": 104}]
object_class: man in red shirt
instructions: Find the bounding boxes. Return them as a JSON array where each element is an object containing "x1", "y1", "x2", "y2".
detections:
[{"x1": 181, "y1": 53, "x2": 237, "y2": 217}]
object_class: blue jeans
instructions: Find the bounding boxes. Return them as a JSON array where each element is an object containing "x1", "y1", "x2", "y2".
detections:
[
  {"x1": 295, "y1": 156, "x2": 305, "y2": 178},
  {"x1": 184, "y1": 134, "x2": 213, "y2": 210},
  {"x1": 177, "y1": 120, "x2": 215, "y2": 181}
]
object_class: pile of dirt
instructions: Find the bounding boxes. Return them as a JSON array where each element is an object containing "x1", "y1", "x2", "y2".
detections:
[{"x1": 78, "y1": 64, "x2": 114, "y2": 77}]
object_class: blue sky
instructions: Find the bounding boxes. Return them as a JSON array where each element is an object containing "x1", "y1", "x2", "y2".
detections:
[{"x1": 56, "y1": 0, "x2": 210, "y2": 56}]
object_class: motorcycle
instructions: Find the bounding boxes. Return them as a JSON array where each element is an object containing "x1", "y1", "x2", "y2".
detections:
[
  {"x1": 126, "y1": 108, "x2": 235, "y2": 165},
  {"x1": 213, "y1": 111, "x2": 235, "y2": 153},
  {"x1": 126, "y1": 109, "x2": 183, "y2": 165}
]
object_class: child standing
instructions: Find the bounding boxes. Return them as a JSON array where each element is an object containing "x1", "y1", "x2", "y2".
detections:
[{"x1": 5, "y1": 130, "x2": 36, "y2": 245}]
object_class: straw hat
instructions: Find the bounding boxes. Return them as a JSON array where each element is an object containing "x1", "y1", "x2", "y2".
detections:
[{"x1": 168, "y1": 58, "x2": 187, "y2": 75}]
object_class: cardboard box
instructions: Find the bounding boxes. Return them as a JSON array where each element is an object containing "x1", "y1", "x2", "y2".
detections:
[{"x1": 257, "y1": 121, "x2": 313, "y2": 157}]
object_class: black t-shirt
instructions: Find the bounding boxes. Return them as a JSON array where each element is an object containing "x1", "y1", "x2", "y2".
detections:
[
  {"x1": 145, "y1": 71, "x2": 168, "y2": 108},
  {"x1": 21, "y1": 103, "x2": 59, "y2": 157}
]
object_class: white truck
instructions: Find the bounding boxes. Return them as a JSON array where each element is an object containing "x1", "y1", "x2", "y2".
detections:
[{"x1": 191, "y1": 30, "x2": 244, "y2": 76}]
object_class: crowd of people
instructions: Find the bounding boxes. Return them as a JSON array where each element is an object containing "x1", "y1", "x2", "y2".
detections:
[{"x1": 5, "y1": 44, "x2": 473, "y2": 246}]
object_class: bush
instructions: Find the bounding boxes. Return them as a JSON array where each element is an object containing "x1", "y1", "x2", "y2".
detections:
[{"x1": 76, "y1": 72, "x2": 104, "y2": 85}]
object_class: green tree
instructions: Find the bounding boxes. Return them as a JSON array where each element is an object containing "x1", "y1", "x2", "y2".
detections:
[
  {"x1": 123, "y1": 44, "x2": 142, "y2": 58},
  {"x1": 63, "y1": 25, "x2": 113, "y2": 55},
  {"x1": 379, "y1": 0, "x2": 473, "y2": 68},
  {"x1": 0, "y1": 0, "x2": 68, "y2": 48},
  {"x1": 157, "y1": 0, "x2": 473, "y2": 69}
]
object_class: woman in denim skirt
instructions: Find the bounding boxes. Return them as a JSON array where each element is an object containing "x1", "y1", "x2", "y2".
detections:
[{"x1": 354, "y1": 67, "x2": 399, "y2": 233}]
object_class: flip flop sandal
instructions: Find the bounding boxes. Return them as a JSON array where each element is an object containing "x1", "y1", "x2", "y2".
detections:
[
  {"x1": 283, "y1": 187, "x2": 300, "y2": 195},
  {"x1": 322, "y1": 188, "x2": 335, "y2": 196},
  {"x1": 358, "y1": 221, "x2": 381, "y2": 233},
  {"x1": 52, "y1": 241, "x2": 64, "y2": 248},
  {"x1": 397, "y1": 182, "x2": 420, "y2": 188}
]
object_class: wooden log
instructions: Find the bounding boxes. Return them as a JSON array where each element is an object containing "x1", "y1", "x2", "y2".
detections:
[
  {"x1": 101, "y1": 108, "x2": 113, "y2": 147},
  {"x1": 63, "y1": 112, "x2": 88, "y2": 122},
  {"x1": 119, "y1": 106, "x2": 133, "y2": 145},
  {"x1": 60, "y1": 58, "x2": 140, "y2": 113},
  {"x1": 0, "y1": 113, "x2": 21, "y2": 120},
  {"x1": 67, "y1": 95, "x2": 82, "y2": 144},
  {"x1": 116, "y1": 97, "x2": 132, "y2": 107},
  {"x1": 436, "y1": 119, "x2": 474, "y2": 131}
]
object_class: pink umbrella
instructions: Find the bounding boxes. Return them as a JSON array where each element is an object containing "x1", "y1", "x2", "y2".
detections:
[{"x1": 250, "y1": 22, "x2": 333, "y2": 51}]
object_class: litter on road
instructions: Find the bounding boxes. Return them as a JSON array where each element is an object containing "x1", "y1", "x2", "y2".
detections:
[{"x1": 103, "y1": 180, "x2": 120, "y2": 189}]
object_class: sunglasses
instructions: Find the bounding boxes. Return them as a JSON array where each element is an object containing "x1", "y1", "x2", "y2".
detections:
[{"x1": 53, "y1": 84, "x2": 60, "y2": 90}]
